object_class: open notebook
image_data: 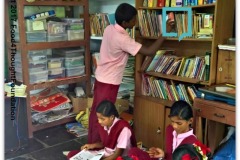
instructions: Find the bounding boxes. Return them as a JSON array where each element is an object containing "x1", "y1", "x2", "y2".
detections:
[{"x1": 70, "y1": 149, "x2": 104, "y2": 160}]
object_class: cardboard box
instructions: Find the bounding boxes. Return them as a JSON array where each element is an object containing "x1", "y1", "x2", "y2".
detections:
[
  {"x1": 69, "y1": 93, "x2": 129, "y2": 114},
  {"x1": 69, "y1": 93, "x2": 93, "y2": 114}
]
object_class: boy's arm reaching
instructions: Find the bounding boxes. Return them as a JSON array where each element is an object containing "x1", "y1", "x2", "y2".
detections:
[{"x1": 138, "y1": 20, "x2": 175, "y2": 56}]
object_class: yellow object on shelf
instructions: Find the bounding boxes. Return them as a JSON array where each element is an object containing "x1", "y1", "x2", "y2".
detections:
[{"x1": 4, "y1": 83, "x2": 27, "y2": 97}]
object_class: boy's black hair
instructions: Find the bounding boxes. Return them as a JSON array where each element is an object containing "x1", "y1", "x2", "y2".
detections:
[
  {"x1": 169, "y1": 100, "x2": 193, "y2": 121},
  {"x1": 172, "y1": 143, "x2": 212, "y2": 160},
  {"x1": 96, "y1": 100, "x2": 119, "y2": 118},
  {"x1": 115, "y1": 3, "x2": 137, "y2": 25}
]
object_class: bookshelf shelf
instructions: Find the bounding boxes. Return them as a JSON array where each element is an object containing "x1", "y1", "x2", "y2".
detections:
[
  {"x1": 146, "y1": 71, "x2": 201, "y2": 84},
  {"x1": 136, "y1": 36, "x2": 213, "y2": 41},
  {"x1": 138, "y1": 4, "x2": 215, "y2": 10},
  {"x1": 28, "y1": 76, "x2": 88, "y2": 90},
  {"x1": 134, "y1": 0, "x2": 235, "y2": 148}
]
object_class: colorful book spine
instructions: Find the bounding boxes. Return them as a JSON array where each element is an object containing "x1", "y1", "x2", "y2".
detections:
[{"x1": 204, "y1": 51, "x2": 211, "y2": 81}]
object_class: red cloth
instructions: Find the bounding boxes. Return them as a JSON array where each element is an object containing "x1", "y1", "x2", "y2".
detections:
[
  {"x1": 67, "y1": 150, "x2": 80, "y2": 160},
  {"x1": 98, "y1": 119, "x2": 137, "y2": 149},
  {"x1": 164, "y1": 125, "x2": 198, "y2": 160},
  {"x1": 88, "y1": 79, "x2": 120, "y2": 143}
]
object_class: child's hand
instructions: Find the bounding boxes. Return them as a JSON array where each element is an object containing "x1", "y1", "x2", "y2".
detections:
[
  {"x1": 166, "y1": 19, "x2": 175, "y2": 33},
  {"x1": 147, "y1": 147, "x2": 165, "y2": 158},
  {"x1": 81, "y1": 144, "x2": 94, "y2": 150}
]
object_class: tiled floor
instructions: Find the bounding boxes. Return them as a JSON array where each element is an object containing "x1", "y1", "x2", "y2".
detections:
[{"x1": 5, "y1": 125, "x2": 88, "y2": 160}]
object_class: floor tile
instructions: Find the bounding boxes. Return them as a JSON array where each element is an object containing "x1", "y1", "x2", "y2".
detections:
[
  {"x1": 5, "y1": 138, "x2": 44, "y2": 159},
  {"x1": 29, "y1": 140, "x2": 82, "y2": 160},
  {"x1": 33, "y1": 125, "x2": 77, "y2": 146}
]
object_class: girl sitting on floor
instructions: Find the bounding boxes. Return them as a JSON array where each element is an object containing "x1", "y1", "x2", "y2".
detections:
[
  {"x1": 67, "y1": 100, "x2": 136, "y2": 160},
  {"x1": 147, "y1": 100, "x2": 199, "y2": 160}
]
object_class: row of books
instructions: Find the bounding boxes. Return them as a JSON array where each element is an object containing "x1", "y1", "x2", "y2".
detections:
[
  {"x1": 137, "y1": 10, "x2": 162, "y2": 37},
  {"x1": 142, "y1": 75, "x2": 197, "y2": 104},
  {"x1": 194, "y1": 13, "x2": 214, "y2": 38},
  {"x1": 141, "y1": 50, "x2": 211, "y2": 81},
  {"x1": 137, "y1": 9, "x2": 214, "y2": 39},
  {"x1": 90, "y1": 13, "x2": 110, "y2": 37},
  {"x1": 143, "y1": 0, "x2": 216, "y2": 8}
]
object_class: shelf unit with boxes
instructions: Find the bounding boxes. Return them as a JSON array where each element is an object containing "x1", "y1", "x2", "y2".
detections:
[
  {"x1": 5, "y1": 0, "x2": 91, "y2": 138},
  {"x1": 133, "y1": 0, "x2": 235, "y2": 148}
]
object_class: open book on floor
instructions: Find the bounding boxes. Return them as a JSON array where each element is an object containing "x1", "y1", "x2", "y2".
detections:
[{"x1": 70, "y1": 149, "x2": 104, "y2": 160}]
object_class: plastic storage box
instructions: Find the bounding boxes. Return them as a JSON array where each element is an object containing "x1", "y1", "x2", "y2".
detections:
[
  {"x1": 52, "y1": 47, "x2": 85, "y2": 57},
  {"x1": 48, "y1": 67, "x2": 65, "y2": 79},
  {"x1": 65, "y1": 65, "x2": 85, "y2": 77},
  {"x1": 64, "y1": 56, "x2": 84, "y2": 68},
  {"x1": 26, "y1": 31, "x2": 47, "y2": 42},
  {"x1": 28, "y1": 50, "x2": 48, "y2": 61},
  {"x1": 48, "y1": 33, "x2": 68, "y2": 42},
  {"x1": 47, "y1": 21, "x2": 67, "y2": 34},
  {"x1": 25, "y1": 19, "x2": 47, "y2": 31},
  {"x1": 62, "y1": 18, "x2": 84, "y2": 24},
  {"x1": 48, "y1": 57, "x2": 64, "y2": 69},
  {"x1": 67, "y1": 29, "x2": 84, "y2": 40},
  {"x1": 16, "y1": 70, "x2": 48, "y2": 84}
]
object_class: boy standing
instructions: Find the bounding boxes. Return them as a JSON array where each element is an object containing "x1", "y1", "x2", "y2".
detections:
[{"x1": 88, "y1": 3, "x2": 172, "y2": 143}]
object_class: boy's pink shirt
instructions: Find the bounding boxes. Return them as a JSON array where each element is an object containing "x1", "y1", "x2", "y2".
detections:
[
  {"x1": 95, "y1": 24, "x2": 142, "y2": 85},
  {"x1": 172, "y1": 129, "x2": 195, "y2": 152},
  {"x1": 103, "y1": 117, "x2": 132, "y2": 157}
]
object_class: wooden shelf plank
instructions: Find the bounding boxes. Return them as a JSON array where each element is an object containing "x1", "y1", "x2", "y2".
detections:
[
  {"x1": 32, "y1": 117, "x2": 76, "y2": 132},
  {"x1": 22, "y1": 0, "x2": 85, "y2": 6},
  {"x1": 145, "y1": 71, "x2": 201, "y2": 84},
  {"x1": 28, "y1": 76, "x2": 88, "y2": 90},
  {"x1": 136, "y1": 36, "x2": 213, "y2": 41},
  {"x1": 24, "y1": 40, "x2": 87, "y2": 50},
  {"x1": 136, "y1": 95, "x2": 174, "y2": 107},
  {"x1": 138, "y1": 4, "x2": 215, "y2": 10}
]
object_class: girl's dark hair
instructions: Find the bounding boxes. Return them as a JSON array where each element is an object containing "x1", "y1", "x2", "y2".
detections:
[
  {"x1": 96, "y1": 100, "x2": 119, "y2": 117},
  {"x1": 173, "y1": 144, "x2": 212, "y2": 160},
  {"x1": 115, "y1": 3, "x2": 137, "y2": 25},
  {"x1": 169, "y1": 100, "x2": 193, "y2": 121}
]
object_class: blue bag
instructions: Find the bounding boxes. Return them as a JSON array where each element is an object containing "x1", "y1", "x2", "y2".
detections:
[{"x1": 213, "y1": 132, "x2": 235, "y2": 160}]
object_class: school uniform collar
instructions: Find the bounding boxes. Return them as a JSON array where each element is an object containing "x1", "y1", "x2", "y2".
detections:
[
  {"x1": 114, "y1": 24, "x2": 128, "y2": 34},
  {"x1": 104, "y1": 117, "x2": 120, "y2": 131},
  {"x1": 173, "y1": 128, "x2": 194, "y2": 139}
]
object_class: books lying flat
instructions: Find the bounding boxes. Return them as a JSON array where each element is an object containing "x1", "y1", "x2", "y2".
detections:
[
  {"x1": 70, "y1": 149, "x2": 104, "y2": 160},
  {"x1": 198, "y1": 84, "x2": 235, "y2": 100},
  {"x1": 218, "y1": 45, "x2": 236, "y2": 51}
]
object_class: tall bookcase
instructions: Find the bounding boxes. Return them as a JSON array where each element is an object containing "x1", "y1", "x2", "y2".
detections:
[
  {"x1": 134, "y1": 0, "x2": 235, "y2": 148},
  {"x1": 5, "y1": 0, "x2": 91, "y2": 138}
]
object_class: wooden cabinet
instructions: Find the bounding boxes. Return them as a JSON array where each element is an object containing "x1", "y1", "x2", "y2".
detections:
[
  {"x1": 134, "y1": 96, "x2": 166, "y2": 148},
  {"x1": 5, "y1": 0, "x2": 91, "y2": 138},
  {"x1": 216, "y1": 49, "x2": 235, "y2": 84},
  {"x1": 194, "y1": 98, "x2": 235, "y2": 152},
  {"x1": 134, "y1": 0, "x2": 235, "y2": 148}
]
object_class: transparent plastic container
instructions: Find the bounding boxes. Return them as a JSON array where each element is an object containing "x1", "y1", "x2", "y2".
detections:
[
  {"x1": 26, "y1": 31, "x2": 47, "y2": 42},
  {"x1": 47, "y1": 33, "x2": 68, "y2": 42},
  {"x1": 48, "y1": 57, "x2": 64, "y2": 69},
  {"x1": 47, "y1": 21, "x2": 67, "y2": 34},
  {"x1": 64, "y1": 56, "x2": 84, "y2": 68},
  {"x1": 48, "y1": 67, "x2": 65, "y2": 79},
  {"x1": 16, "y1": 70, "x2": 48, "y2": 84},
  {"x1": 67, "y1": 29, "x2": 84, "y2": 40},
  {"x1": 52, "y1": 47, "x2": 85, "y2": 57},
  {"x1": 65, "y1": 65, "x2": 85, "y2": 77}
]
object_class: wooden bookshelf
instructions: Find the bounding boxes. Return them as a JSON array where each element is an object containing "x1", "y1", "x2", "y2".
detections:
[
  {"x1": 134, "y1": 0, "x2": 235, "y2": 148},
  {"x1": 5, "y1": 0, "x2": 91, "y2": 138}
]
